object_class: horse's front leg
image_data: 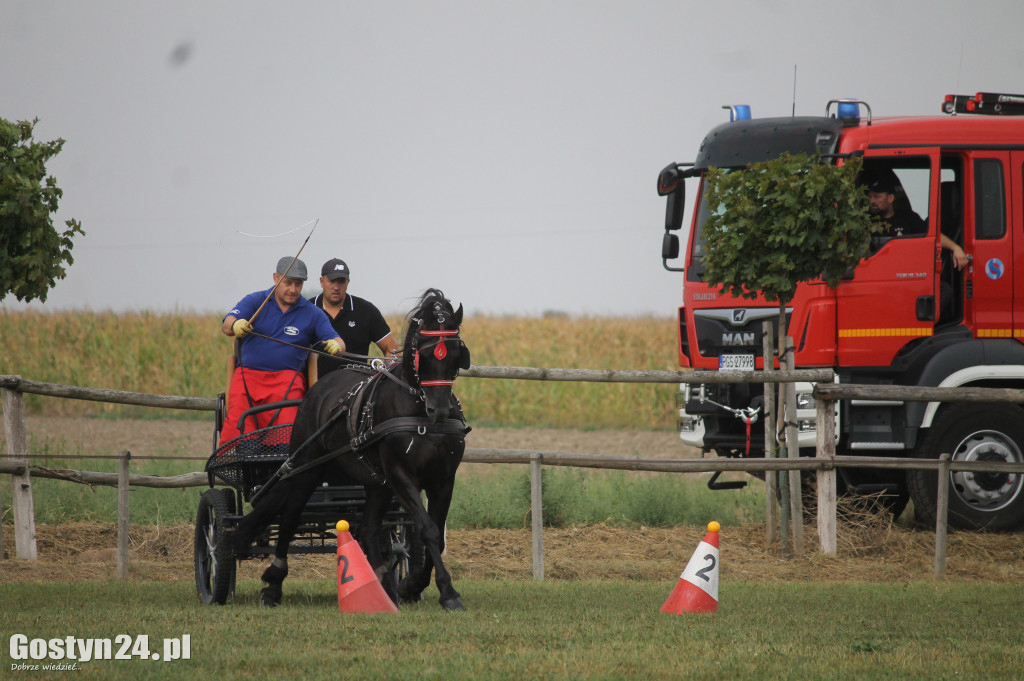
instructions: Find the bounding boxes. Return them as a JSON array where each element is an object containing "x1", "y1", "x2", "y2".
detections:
[
  {"x1": 389, "y1": 473, "x2": 463, "y2": 610},
  {"x1": 422, "y1": 479, "x2": 462, "y2": 610},
  {"x1": 260, "y1": 474, "x2": 317, "y2": 607}
]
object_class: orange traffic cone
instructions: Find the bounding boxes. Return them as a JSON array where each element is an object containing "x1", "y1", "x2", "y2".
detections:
[
  {"x1": 661, "y1": 521, "x2": 720, "y2": 614},
  {"x1": 336, "y1": 520, "x2": 400, "y2": 614}
]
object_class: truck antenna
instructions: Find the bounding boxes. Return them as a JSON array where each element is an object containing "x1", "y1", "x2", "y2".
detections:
[{"x1": 792, "y1": 64, "x2": 797, "y2": 116}]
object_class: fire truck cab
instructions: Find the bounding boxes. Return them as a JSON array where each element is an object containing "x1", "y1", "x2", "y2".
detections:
[{"x1": 658, "y1": 93, "x2": 1024, "y2": 530}]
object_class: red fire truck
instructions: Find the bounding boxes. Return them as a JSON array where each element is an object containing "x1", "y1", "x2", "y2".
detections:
[{"x1": 658, "y1": 93, "x2": 1024, "y2": 530}]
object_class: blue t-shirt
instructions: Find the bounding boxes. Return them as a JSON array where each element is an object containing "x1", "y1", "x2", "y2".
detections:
[{"x1": 225, "y1": 287, "x2": 338, "y2": 371}]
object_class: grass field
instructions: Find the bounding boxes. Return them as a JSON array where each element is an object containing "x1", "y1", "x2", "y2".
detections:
[
  {"x1": 4, "y1": 312, "x2": 1022, "y2": 680},
  {"x1": 3, "y1": 579, "x2": 1022, "y2": 680}
]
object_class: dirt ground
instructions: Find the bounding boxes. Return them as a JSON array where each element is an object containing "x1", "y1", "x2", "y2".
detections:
[{"x1": 3, "y1": 418, "x2": 1024, "y2": 585}]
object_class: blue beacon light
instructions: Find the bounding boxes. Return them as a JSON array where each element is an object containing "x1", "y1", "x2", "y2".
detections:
[
  {"x1": 724, "y1": 105, "x2": 752, "y2": 122},
  {"x1": 837, "y1": 101, "x2": 861, "y2": 120}
]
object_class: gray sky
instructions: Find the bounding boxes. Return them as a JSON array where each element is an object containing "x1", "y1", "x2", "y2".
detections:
[{"x1": 3, "y1": 1, "x2": 1023, "y2": 317}]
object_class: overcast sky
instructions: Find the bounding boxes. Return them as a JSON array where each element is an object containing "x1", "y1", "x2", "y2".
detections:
[{"x1": 3, "y1": 1, "x2": 1023, "y2": 318}]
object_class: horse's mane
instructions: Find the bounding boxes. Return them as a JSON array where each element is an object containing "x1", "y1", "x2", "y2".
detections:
[{"x1": 401, "y1": 288, "x2": 455, "y2": 373}]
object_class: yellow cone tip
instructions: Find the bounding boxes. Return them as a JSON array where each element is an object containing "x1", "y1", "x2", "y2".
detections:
[
  {"x1": 707, "y1": 521, "x2": 721, "y2": 533},
  {"x1": 336, "y1": 520, "x2": 350, "y2": 532}
]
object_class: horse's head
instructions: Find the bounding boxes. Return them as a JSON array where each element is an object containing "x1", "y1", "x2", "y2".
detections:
[{"x1": 402, "y1": 289, "x2": 471, "y2": 423}]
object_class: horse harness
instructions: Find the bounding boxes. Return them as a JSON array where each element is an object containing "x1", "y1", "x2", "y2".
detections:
[{"x1": 266, "y1": 326, "x2": 470, "y2": 490}]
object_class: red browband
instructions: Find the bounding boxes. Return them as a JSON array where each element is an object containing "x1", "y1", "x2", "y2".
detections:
[{"x1": 420, "y1": 379, "x2": 455, "y2": 387}]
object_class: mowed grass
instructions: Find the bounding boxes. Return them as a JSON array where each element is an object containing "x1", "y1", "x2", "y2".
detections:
[
  {"x1": 0, "y1": 309, "x2": 680, "y2": 429},
  {"x1": 3, "y1": 579, "x2": 1022, "y2": 680}
]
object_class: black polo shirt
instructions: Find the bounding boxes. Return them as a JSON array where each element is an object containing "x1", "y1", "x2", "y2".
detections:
[{"x1": 312, "y1": 293, "x2": 392, "y2": 376}]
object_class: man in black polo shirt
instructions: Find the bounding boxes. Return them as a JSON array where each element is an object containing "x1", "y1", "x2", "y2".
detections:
[{"x1": 312, "y1": 258, "x2": 399, "y2": 378}]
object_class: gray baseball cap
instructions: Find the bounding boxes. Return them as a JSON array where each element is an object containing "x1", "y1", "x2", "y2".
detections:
[{"x1": 276, "y1": 256, "x2": 307, "y2": 281}]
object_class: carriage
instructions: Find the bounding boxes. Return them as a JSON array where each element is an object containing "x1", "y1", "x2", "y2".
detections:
[
  {"x1": 194, "y1": 288, "x2": 470, "y2": 609},
  {"x1": 193, "y1": 394, "x2": 421, "y2": 605}
]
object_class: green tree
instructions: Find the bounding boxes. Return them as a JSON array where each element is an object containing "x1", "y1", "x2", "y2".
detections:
[
  {"x1": 701, "y1": 153, "x2": 876, "y2": 549},
  {"x1": 701, "y1": 152, "x2": 872, "y2": 308},
  {"x1": 0, "y1": 117, "x2": 84, "y2": 303}
]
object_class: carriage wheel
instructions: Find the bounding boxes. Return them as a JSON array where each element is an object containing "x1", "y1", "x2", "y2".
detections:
[
  {"x1": 395, "y1": 522, "x2": 425, "y2": 602},
  {"x1": 373, "y1": 523, "x2": 424, "y2": 601},
  {"x1": 403, "y1": 522, "x2": 425, "y2": 579},
  {"x1": 194, "y1": 488, "x2": 237, "y2": 605}
]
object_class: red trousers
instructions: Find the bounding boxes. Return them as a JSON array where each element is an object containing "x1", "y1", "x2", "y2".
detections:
[{"x1": 221, "y1": 367, "x2": 307, "y2": 442}]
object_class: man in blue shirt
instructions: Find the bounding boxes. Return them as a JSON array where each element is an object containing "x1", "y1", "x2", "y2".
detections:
[{"x1": 220, "y1": 256, "x2": 344, "y2": 441}]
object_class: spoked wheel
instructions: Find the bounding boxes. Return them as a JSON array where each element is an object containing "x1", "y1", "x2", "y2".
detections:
[
  {"x1": 380, "y1": 522, "x2": 424, "y2": 603},
  {"x1": 194, "y1": 488, "x2": 237, "y2": 605},
  {"x1": 376, "y1": 522, "x2": 419, "y2": 598}
]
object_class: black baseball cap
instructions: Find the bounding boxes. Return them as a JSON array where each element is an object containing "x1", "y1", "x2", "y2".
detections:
[
  {"x1": 321, "y1": 258, "x2": 351, "y2": 281},
  {"x1": 866, "y1": 174, "x2": 897, "y2": 195}
]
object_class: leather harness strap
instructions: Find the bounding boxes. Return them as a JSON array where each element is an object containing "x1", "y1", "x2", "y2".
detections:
[{"x1": 277, "y1": 417, "x2": 470, "y2": 483}]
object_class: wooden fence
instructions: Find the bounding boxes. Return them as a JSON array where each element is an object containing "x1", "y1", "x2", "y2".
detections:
[{"x1": 4, "y1": 370, "x2": 1024, "y2": 582}]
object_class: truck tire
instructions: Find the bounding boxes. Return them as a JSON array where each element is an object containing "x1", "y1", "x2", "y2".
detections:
[{"x1": 908, "y1": 404, "x2": 1024, "y2": 531}]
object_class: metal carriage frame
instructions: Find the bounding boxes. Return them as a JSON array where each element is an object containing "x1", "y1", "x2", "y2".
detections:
[{"x1": 193, "y1": 397, "x2": 421, "y2": 605}]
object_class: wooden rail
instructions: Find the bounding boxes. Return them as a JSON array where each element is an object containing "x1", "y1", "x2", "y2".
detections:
[
  {"x1": 4, "y1": 371, "x2": 1024, "y2": 582},
  {"x1": 4, "y1": 451, "x2": 1022, "y2": 483}
]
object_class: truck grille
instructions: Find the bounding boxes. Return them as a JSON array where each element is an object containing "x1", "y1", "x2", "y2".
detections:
[{"x1": 693, "y1": 307, "x2": 792, "y2": 358}]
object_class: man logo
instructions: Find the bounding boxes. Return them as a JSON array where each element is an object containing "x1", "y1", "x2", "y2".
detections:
[
  {"x1": 284, "y1": 326, "x2": 300, "y2": 336},
  {"x1": 335, "y1": 264, "x2": 346, "y2": 272},
  {"x1": 732, "y1": 309, "x2": 746, "y2": 323}
]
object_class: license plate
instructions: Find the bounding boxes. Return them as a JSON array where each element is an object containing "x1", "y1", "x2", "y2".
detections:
[{"x1": 719, "y1": 354, "x2": 754, "y2": 371}]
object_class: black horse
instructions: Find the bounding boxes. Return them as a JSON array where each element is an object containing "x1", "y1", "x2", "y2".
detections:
[{"x1": 232, "y1": 288, "x2": 471, "y2": 610}]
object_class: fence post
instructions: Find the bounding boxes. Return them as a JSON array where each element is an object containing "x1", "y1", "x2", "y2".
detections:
[
  {"x1": 762, "y1": 323, "x2": 777, "y2": 545},
  {"x1": 2, "y1": 383, "x2": 38, "y2": 560},
  {"x1": 117, "y1": 450, "x2": 132, "y2": 580},
  {"x1": 934, "y1": 453, "x2": 951, "y2": 580},
  {"x1": 530, "y1": 453, "x2": 544, "y2": 581},
  {"x1": 784, "y1": 337, "x2": 804, "y2": 556},
  {"x1": 816, "y1": 397, "x2": 837, "y2": 555}
]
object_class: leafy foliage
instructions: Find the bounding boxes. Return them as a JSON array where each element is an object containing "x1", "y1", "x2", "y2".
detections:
[
  {"x1": 0, "y1": 117, "x2": 84, "y2": 303},
  {"x1": 701, "y1": 153, "x2": 872, "y2": 303}
]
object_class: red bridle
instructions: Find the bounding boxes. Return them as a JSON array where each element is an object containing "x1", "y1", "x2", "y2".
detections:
[{"x1": 414, "y1": 328, "x2": 461, "y2": 388}]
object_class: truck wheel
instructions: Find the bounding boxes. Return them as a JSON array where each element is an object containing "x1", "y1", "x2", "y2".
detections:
[{"x1": 908, "y1": 404, "x2": 1024, "y2": 530}]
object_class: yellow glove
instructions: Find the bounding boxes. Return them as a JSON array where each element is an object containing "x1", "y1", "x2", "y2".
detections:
[
  {"x1": 232, "y1": 318, "x2": 253, "y2": 338},
  {"x1": 325, "y1": 339, "x2": 344, "y2": 356}
]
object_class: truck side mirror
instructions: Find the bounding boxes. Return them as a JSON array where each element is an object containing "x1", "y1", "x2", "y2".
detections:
[
  {"x1": 662, "y1": 233, "x2": 684, "y2": 272},
  {"x1": 665, "y1": 187, "x2": 685, "y2": 232},
  {"x1": 658, "y1": 164, "x2": 686, "y2": 232},
  {"x1": 662, "y1": 232, "x2": 679, "y2": 260}
]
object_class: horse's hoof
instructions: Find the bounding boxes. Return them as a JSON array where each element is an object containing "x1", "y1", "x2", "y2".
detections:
[
  {"x1": 397, "y1": 579, "x2": 424, "y2": 604},
  {"x1": 440, "y1": 597, "x2": 465, "y2": 611},
  {"x1": 260, "y1": 586, "x2": 281, "y2": 608}
]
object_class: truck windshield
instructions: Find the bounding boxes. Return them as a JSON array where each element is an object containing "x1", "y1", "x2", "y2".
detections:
[
  {"x1": 687, "y1": 156, "x2": 934, "y2": 283},
  {"x1": 687, "y1": 176, "x2": 721, "y2": 282}
]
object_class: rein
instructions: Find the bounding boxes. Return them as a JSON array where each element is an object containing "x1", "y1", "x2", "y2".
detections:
[
  {"x1": 246, "y1": 330, "x2": 401, "y2": 364},
  {"x1": 251, "y1": 294, "x2": 470, "y2": 497}
]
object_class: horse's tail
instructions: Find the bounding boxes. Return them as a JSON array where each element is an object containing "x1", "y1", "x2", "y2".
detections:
[{"x1": 231, "y1": 480, "x2": 289, "y2": 552}]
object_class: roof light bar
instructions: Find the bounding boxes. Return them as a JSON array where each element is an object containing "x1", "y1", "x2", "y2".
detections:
[{"x1": 942, "y1": 92, "x2": 1024, "y2": 116}]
